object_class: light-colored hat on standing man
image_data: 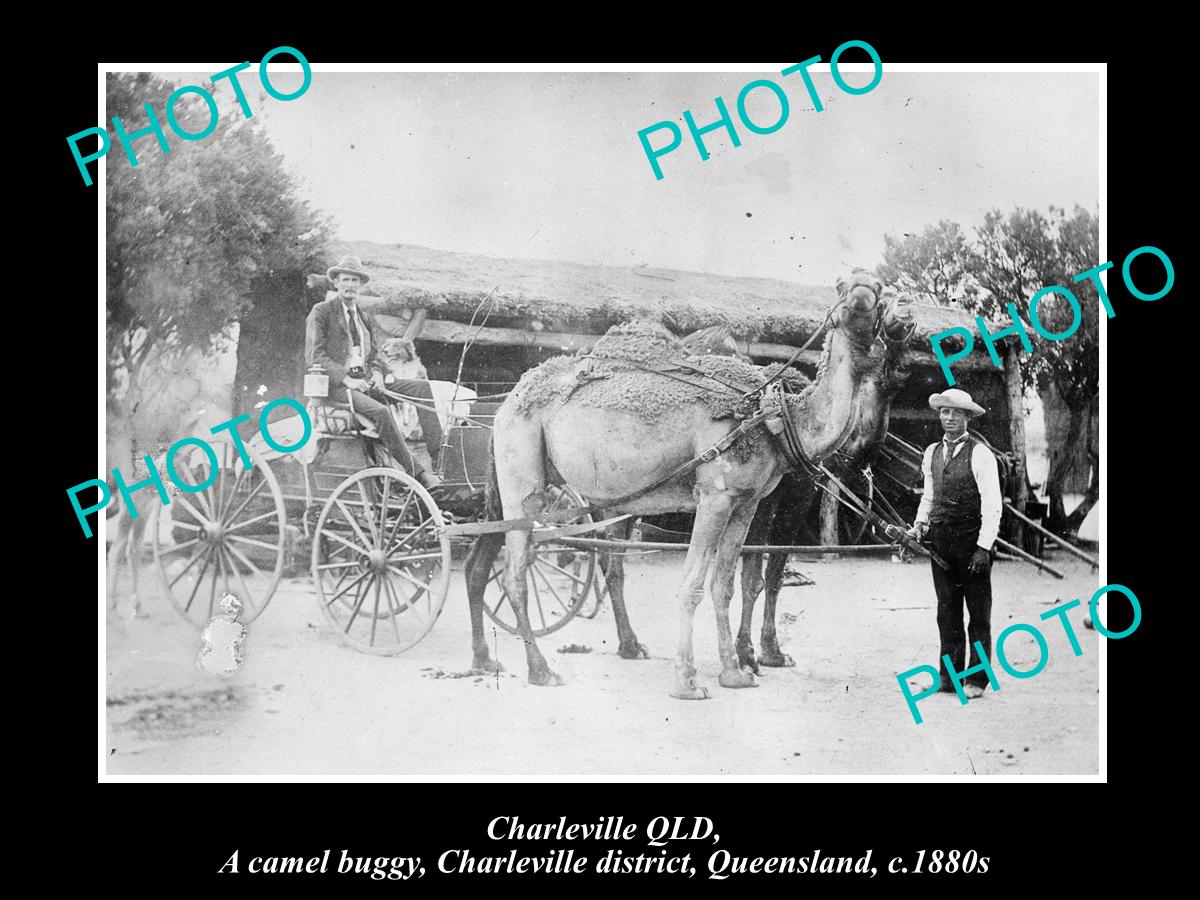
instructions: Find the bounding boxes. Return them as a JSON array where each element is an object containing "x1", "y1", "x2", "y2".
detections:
[{"x1": 928, "y1": 388, "x2": 985, "y2": 417}]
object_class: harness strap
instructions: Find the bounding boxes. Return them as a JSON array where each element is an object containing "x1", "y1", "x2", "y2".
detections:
[
  {"x1": 766, "y1": 382, "x2": 821, "y2": 478},
  {"x1": 814, "y1": 462, "x2": 952, "y2": 572},
  {"x1": 577, "y1": 354, "x2": 753, "y2": 395},
  {"x1": 584, "y1": 404, "x2": 781, "y2": 511}
]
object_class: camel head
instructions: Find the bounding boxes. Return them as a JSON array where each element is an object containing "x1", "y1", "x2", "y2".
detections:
[
  {"x1": 833, "y1": 268, "x2": 886, "y2": 346},
  {"x1": 880, "y1": 289, "x2": 918, "y2": 346},
  {"x1": 837, "y1": 288, "x2": 916, "y2": 462}
]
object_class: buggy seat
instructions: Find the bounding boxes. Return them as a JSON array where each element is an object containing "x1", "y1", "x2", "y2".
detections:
[{"x1": 309, "y1": 399, "x2": 379, "y2": 439}]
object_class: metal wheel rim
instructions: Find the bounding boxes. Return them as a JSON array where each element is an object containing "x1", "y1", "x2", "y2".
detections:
[
  {"x1": 153, "y1": 442, "x2": 287, "y2": 627},
  {"x1": 311, "y1": 466, "x2": 450, "y2": 655}
]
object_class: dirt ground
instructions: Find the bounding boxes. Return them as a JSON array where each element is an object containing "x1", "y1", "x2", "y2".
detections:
[{"x1": 104, "y1": 547, "x2": 1100, "y2": 778}]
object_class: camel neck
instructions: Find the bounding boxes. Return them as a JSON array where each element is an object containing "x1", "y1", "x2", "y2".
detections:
[{"x1": 789, "y1": 330, "x2": 867, "y2": 462}]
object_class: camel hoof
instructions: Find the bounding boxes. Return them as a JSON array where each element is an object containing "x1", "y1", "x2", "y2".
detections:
[
  {"x1": 736, "y1": 644, "x2": 761, "y2": 675},
  {"x1": 470, "y1": 657, "x2": 504, "y2": 675},
  {"x1": 529, "y1": 668, "x2": 564, "y2": 687},
  {"x1": 759, "y1": 651, "x2": 795, "y2": 668},
  {"x1": 619, "y1": 641, "x2": 650, "y2": 660},
  {"x1": 670, "y1": 684, "x2": 711, "y2": 700},
  {"x1": 719, "y1": 668, "x2": 758, "y2": 689}
]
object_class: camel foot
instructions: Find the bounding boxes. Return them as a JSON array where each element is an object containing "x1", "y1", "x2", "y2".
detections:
[
  {"x1": 671, "y1": 663, "x2": 710, "y2": 700},
  {"x1": 470, "y1": 655, "x2": 504, "y2": 675},
  {"x1": 618, "y1": 640, "x2": 650, "y2": 660},
  {"x1": 670, "y1": 683, "x2": 711, "y2": 700},
  {"x1": 528, "y1": 666, "x2": 564, "y2": 687},
  {"x1": 735, "y1": 641, "x2": 761, "y2": 675},
  {"x1": 759, "y1": 650, "x2": 795, "y2": 668},
  {"x1": 719, "y1": 667, "x2": 758, "y2": 689}
]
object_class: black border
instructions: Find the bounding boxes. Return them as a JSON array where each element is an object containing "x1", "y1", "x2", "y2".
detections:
[{"x1": 41, "y1": 14, "x2": 1178, "y2": 887}]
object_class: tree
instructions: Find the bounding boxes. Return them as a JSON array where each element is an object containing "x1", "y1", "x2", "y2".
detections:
[
  {"x1": 106, "y1": 72, "x2": 331, "y2": 450},
  {"x1": 966, "y1": 206, "x2": 1100, "y2": 535},
  {"x1": 876, "y1": 220, "x2": 976, "y2": 306}
]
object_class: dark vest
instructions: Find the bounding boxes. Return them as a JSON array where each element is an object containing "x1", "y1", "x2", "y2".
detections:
[{"x1": 929, "y1": 435, "x2": 981, "y2": 526}]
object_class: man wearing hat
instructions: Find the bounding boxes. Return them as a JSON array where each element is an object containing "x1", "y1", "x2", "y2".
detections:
[
  {"x1": 305, "y1": 255, "x2": 445, "y2": 492},
  {"x1": 906, "y1": 388, "x2": 1002, "y2": 700}
]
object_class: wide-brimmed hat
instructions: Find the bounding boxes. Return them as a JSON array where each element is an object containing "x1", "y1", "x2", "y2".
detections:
[
  {"x1": 929, "y1": 388, "x2": 985, "y2": 417},
  {"x1": 326, "y1": 255, "x2": 371, "y2": 284}
]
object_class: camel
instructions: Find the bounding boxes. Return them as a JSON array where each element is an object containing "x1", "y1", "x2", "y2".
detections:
[
  {"x1": 736, "y1": 290, "x2": 917, "y2": 672},
  {"x1": 567, "y1": 289, "x2": 917, "y2": 676},
  {"x1": 466, "y1": 269, "x2": 888, "y2": 699}
]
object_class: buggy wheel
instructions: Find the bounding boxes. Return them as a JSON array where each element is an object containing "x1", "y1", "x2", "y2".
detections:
[
  {"x1": 482, "y1": 485, "x2": 597, "y2": 637},
  {"x1": 153, "y1": 442, "x2": 287, "y2": 627},
  {"x1": 311, "y1": 467, "x2": 450, "y2": 655}
]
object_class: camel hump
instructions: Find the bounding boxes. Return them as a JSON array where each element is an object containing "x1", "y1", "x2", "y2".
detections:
[{"x1": 589, "y1": 319, "x2": 682, "y2": 364}]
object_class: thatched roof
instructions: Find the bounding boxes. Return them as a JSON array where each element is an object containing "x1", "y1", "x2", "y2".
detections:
[{"x1": 330, "y1": 240, "x2": 982, "y2": 346}]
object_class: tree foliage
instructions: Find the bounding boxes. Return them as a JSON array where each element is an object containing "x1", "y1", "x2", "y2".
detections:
[
  {"x1": 876, "y1": 205, "x2": 1100, "y2": 535},
  {"x1": 106, "y1": 72, "x2": 331, "y2": 420},
  {"x1": 966, "y1": 206, "x2": 1099, "y2": 399},
  {"x1": 877, "y1": 220, "x2": 975, "y2": 306}
]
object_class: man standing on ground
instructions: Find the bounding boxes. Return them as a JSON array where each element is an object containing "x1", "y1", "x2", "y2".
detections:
[{"x1": 906, "y1": 388, "x2": 1002, "y2": 699}]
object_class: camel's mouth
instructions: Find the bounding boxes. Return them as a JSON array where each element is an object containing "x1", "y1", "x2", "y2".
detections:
[{"x1": 837, "y1": 281, "x2": 884, "y2": 338}]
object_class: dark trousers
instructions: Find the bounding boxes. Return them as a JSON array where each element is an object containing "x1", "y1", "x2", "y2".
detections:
[
  {"x1": 327, "y1": 380, "x2": 442, "y2": 478},
  {"x1": 929, "y1": 521, "x2": 993, "y2": 691}
]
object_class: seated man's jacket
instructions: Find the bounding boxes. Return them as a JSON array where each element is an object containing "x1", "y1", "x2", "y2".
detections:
[{"x1": 305, "y1": 297, "x2": 390, "y2": 388}]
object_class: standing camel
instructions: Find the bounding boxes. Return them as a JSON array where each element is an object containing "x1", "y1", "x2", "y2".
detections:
[
  {"x1": 735, "y1": 290, "x2": 917, "y2": 671},
  {"x1": 468, "y1": 269, "x2": 887, "y2": 698}
]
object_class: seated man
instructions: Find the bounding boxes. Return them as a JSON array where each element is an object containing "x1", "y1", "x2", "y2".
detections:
[{"x1": 305, "y1": 255, "x2": 444, "y2": 491}]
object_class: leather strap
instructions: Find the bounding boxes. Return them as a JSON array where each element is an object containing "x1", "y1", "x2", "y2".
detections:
[
  {"x1": 579, "y1": 354, "x2": 758, "y2": 395},
  {"x1": 584, "y1": 404, "x2": 780, "y2": 511}
]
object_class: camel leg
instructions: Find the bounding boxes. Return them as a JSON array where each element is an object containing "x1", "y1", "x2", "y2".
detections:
[
  {"x1": 600, "y1": 518, "x2": 648, "y2": 660},
  {"x1": 671, "y1": 492, "x2": 734, "y2": 700},
  {"x1": 494, "y1": 415, "x2": 561, "y2": 686},
  {"x1": 463, "y1": 532, "x2": 505, "y2": 674},
  {"x1": 502, "y1": 526, "x2": 562, "y2": 685},
  {"x1": 760, "y1": 480, "x2": 810, "y2": 667},
  {"x1": 709, "y1": 498, "x2": 760, "y2": 689},
  {"x1": 736, "y1": 491, "x2": 778, "y2": 673},
  {"x1": 760, "y1": 551, "x2": 795, "y2": 667}
]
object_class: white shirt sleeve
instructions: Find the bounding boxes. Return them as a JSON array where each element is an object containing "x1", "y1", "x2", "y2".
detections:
[
  {"x1": 914, "y1": 444, "x2": 935, "y2": 525},
  {"x1": 972, "y1": 443, "x2": 1003, "y2": 550}
]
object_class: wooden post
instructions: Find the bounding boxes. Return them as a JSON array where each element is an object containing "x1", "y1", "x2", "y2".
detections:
[
  {"x1": 820, "y1": 482, "x2": 840, "y2": 551},
  {"x1": 1002, "y1": 341, "x2": 1030, "y2": 551},
  {"x1": 1004, "y1": 500, "x2": 1099, "y2": 568},
  {"x1": 403, "y1": 308, "x2": 427, "y2": 341}
]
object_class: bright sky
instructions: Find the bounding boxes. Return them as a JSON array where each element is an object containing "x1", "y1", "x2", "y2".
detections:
[{"x1": 234, "y1": 69, "x2": 1098, "y2": 286}]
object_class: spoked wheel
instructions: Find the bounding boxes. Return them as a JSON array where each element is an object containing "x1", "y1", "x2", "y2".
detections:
[
  {"x1": 153, "y1": 442, "x2": 287, "y2": 626},
  {"x1": 311, "y1": 467, "x2": 451, "y2": 655},
  {"x1": 580, "y1": 568, "x2": 611, "y2": 620},
  {"x1": 482, "y1": 485, "x2": 598, "y2": 637}
]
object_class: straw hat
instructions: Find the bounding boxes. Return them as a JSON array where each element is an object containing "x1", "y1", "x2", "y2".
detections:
[
  {"x1": 929, "y1": 388, "x2": 985, "y2": 417},
  {"x1": 326, "y1": 255, "x2": 371, "y2": 284}
]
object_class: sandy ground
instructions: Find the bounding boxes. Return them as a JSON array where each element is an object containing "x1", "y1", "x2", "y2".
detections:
[{"x1": 104, "y1": 548, "x2": 1100, "y2": 778}]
